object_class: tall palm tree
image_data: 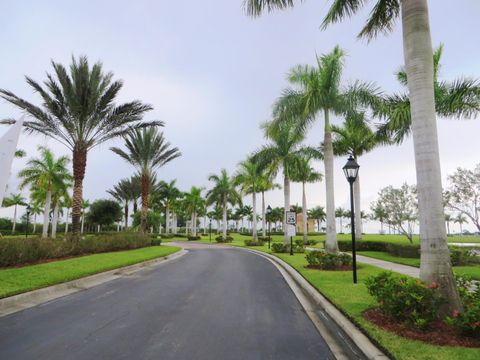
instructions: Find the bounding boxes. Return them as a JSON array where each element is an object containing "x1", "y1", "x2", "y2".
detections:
[
  {"x1": 454, "y1": 214, "x2": 467, "y2": 235},
  {"x1": 291, "y1": 157, "x2": 323, "y2": 243},
  {"x1": 81, "y1": 199, "x2": 90, "y2": 234},
  {"x1": 335, "y1": 207, "x2": 348, "y2": 234},
  {"x1": 63, "y1": 195, "x2": 72, "y2": 234},
  {"x1": 157, "y1": 180, "x2": 182, "y2": 234},
  {"x1": 257, "y1": 171, "x2": 281, "y2": 237},
  {"x1": 244, "y1": 0, "x2": 462, "y2": 317},
  {"x1": 206, "y1": 169, "x2": 241, "y2": 240},
  {"x1": 370, "y1": 200, "x2": 388, "y2": 235},
  {"x1": 18, "y1": 146, "x2": 71, "y2": 237},
  {"x1": 253, "y1": 121, "x2": 318, "y2": 243},
  {"x1": 308, "y1": 206, "x2": 326, "y2": 233},
  {"x1": 107, "y1": 179, "x2": 133, "y2": 230},
  {"x1": 332, "y1": 112, "x2": 378, "y2": 240},
  {"x1": 3, "y1": 193, "x2": 27, "y2": 233},
  {"x1": 444, "y1": 213, "x2": 453, "y2": 236},
  {"x1": 29, "y1": 202, "x2": 43, "y2": 234},
  {"x1": 111, "y1": 128, "x2": 181, "y2": 233},
  {"x1": 183, "y1": 187, "x2": 204, "y2": 237},
  {"x1": 268, "y1": 47, "x2": 375, "y2": 252},
  {"x1": 0, "y1": 56, "x2": 160, "y2": 239},
  {"x1": 234, "y1": 160, "x2": 262, "y2": 241}
]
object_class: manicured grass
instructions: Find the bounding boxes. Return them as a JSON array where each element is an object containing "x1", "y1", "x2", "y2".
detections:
[
  {"x1": 0, "y1": 245, "x2": 180, "y2": 299},
  {"x1": 181, "y1": 234, "x2": 480, "y2": 359}
]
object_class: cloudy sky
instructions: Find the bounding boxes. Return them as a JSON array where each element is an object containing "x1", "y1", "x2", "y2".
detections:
[{"x1": 1, "y1": 1, "x2": 479, "y2": 233}]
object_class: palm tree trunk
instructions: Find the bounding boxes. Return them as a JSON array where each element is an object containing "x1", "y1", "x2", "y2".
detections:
[
  {"x1": 261, "y1": 191, "x2": 266, "y2": 238},
  {"x1": 380, "y1": 220, "x2": 384, "y2": 234},
  {"x1": 324, "y1": 110, "x2": 338, "y2": 253},
  {"x1": 33, "y1": 214, "x2": 37, "y2": 233},
  {"x1": 252, "y1": 192, "x2": 258, "y2": 241},
  {"x1": 12, "y1": 204, "x2": 17, "y2": 233},
  {"x1": 222, "y1": 195, "x2": 227, "y2": 240},
  {"x1": 71, "y1": 147, "x2": 87, "y2": 240},
  {"x1": 354, "y1": 173, "x2": 362, "y2": 240},
  {"x1": 302, "y1": 182, "x2": 308, "y2": 243},
  {"x1": 203, "y1": 215, "x2": 207, "y2": 235},
  {"x1": 65, "y1": 208, "x2": 69, "y2": 234},
  {"x1": 283, "y1": 174, "x2": 290, "y2": 243},
  {"x1": 124, "y1": 202, "x2": 129, "y2": 230},
  {"x1": 166, "y1": 205, "x2": 170, "y2": 234},
  {"x1": 81, "y1": 212, "x2": 85, "y2": 234},
  {"x1": 140, "y1": 173, "x2": 149, "y2": 234},
  {"x1": 42, "y1": 189, "x2": 52, "y2": 238},
  {"x1": 402, "y1": 0, "x2": 461, "y2": 314},
  {"x1": 51, "y1": 202, "x2": 59, "y2": 239}
]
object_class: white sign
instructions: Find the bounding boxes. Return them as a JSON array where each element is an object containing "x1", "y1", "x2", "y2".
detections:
[
  {"x1": 286, "y1": 211, "x2": 296, "y2": 225},
  {"x1": 287, "y1": 224, "x2": 296, "y2": 237}
]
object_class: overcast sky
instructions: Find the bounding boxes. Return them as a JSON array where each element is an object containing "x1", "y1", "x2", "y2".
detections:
[{"x1": 1, "y1": 1, "x2": 479, "y2": 233}]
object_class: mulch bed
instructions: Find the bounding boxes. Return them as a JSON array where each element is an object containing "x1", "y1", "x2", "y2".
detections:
[
  {"x1": 364, "y1": 308, "x2": 480, "y2": 348},
  {"x1": 305, "y1": 264, "x2": 353, "y2": 271}
]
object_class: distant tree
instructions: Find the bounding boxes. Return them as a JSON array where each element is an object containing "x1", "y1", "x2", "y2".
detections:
[
  {"x1": 335, "y1": 207, "x2": 347, "y2": 234},
  {"x1": 86, "y1": 199, "x2": 122, "y2": 228},
  {"x1": 132, "y1": 210, "x2": 162, "y2": 232},
  {"x1": 2, "y1": 193, "x2": 27, "y2": 233},
  {"x1": 183, "y1": 187, "x2": 205, "y2": 237},
  {"x1": 370, "y1": 200, "x2": 388, "y2": 235},
  {"x1": 308, "y1": 206, "x2": 326, "y2": 233},
  {"x1": 454, "y1": 214, "x2": 468, "y2": 235},
  {"x1": 444, "y1": 213, "x2": 453, "y2": 236}
]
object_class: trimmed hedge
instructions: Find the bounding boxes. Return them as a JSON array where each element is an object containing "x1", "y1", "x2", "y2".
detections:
[
  {"x1": 244, "y1": 239, "x2": 265, "y2": 246},
  {"x1": 0, "y1": 233, "x2": 152, "y2": 267},
  {"x1": 305, "y1": 250, "x2": 352, "y2": 269},
  {"x1": 216, "y1": 235, "x2": 233, "y2": 243},
  {"x1": 333, "y1": 240, "x2": 420, "y2": 258},
  {"x1": 188, "y1": 236, "x2": 201, "y2": 241},
  {"x1": 271, "y1": 243, "x2": 304, "y2": 254}
]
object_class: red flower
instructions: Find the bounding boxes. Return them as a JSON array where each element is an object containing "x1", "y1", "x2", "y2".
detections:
[
  {"x1": 453, "y1": 309, "x2": 459, "y2": 318},
  {"x1": 427, "y1": 282, "x2": 439, "y2": 289}
]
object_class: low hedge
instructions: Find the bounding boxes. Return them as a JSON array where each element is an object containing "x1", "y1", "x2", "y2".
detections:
[
  {"x1": 295, "y1": 239, "x2": 319, "y2": 247},
  {"x1": 271, "y1": 242, "x2": 304, "y2": 254},
  {"x1": 216, "y1": 235, "x2": 233, "y2": 243},
  {"x1": 305, "y1": 250, "x2": 352, "y2": 269},
  {"x1": 244, "y1": 239, "x2": 265, "y2": 246},
  {"x1": 334, "y1": 240, "x2": 420, "y2": 258},
  {"x1": 160, "y1": 234, "x2": 174, "y2": 239},
  {"x1": 188, "y1": 236, "x2": 201, "y2": 241},
  {"x1": 151, "y1": 238, "x2": 162, "y2": 246},
  {"x1": 0, "y1": 233, "x2": 152, "y2": 267}
]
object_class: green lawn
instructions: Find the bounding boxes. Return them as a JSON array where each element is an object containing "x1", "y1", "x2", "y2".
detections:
[
  {"x1": 179, "y1": 233, "x2": 480, "y2": 359},
  {"x1": 0, "y1": 245, "x2": 180, "y2": 299}
]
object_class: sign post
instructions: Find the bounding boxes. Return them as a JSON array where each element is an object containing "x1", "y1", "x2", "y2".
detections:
[{"x1": 286, "y1": 211, "x2": 296, "y2": 255}]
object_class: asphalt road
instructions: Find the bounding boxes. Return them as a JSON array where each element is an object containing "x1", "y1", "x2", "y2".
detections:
[{"x1": 0, "y1": 246, "x2": 335, "y2": 360}]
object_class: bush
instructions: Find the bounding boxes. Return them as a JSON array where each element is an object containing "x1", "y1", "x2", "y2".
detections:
[
  {"x1": 305, "y1": 250, "x2": 352, "y2": 270},
  {"x1": 271, "y1": 243, "x2": 304, "y2": 254},
  {"x1": 173, "y1": 234, "x2": 188, "y2": 239},
  {"x1": 160, "y1": 234, "x2": 174, "y2": 239},
  {"x1": 294, "y1": 239, "x2": 319, "y2": 247},
  {"x1": 0, "y1": 233, "x2": 152, "y2": 267},
  {"x1": 188, "y1": 236, "x2": 201, "y2": 241},
  {"x1": 151, "y1": 238, "x2": 162, "y2": 246},
  {"x1": 244, "y1": 239, "x2": 265, "y2": 246},
  {"x1": 215, "y1": 235, "x2": 233, "y2": 243},
  {"x1": 365, "y1": 272, "x2": 444, "y2": 329},
  {"x1": 335, "y1": 240, "x2": 420, "y2": 258},
  {"x1": 446, "y1": 277, "x2": 480, "y2": 337}
]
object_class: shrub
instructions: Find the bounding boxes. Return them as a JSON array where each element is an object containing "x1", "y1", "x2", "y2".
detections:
[
  {"x1": 244, "y1": 239, "x2": 265, "y2": 246},
  {"x1": 335, "y1": 240, "x2": 420, "y2": 258},
  {"x1": 305, "y1": 250, "x2": 352, "y2": 270},
  {"x1": 446, "y1": 277, "x2": 480, "y2": 337},
  {"x1": 365, "y1": 272, "x2": 444, "y2": 329},
  {"x1": 188, "y1": 236, "x2": 201, "y2": 241},
  {"x1": 173, "y1": 234, "x2": 188, "y2": 239},
  {"x1": 0, "y1": 232, "x2": 151, "y2": 267},
  {"x1": 151, "y1": 238, "x2": 162, "y2": 246},
  {"x1": 271, "y1": 243, "x2": 304, "y2": 253},
  {"x1": 215, "y1": 235, "x2": 233, "y2": 243},
  {"x1": 160, "y1": 234, "x2": 174, "y2": 239}
]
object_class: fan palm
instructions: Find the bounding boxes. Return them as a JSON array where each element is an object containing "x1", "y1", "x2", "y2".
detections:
[
  {"x1": 234, "y1": 160, "x2": 262, "y2": 240},
  {"x1": 332, "y1": 111, "x2": 378, "y2": 240},
  {"x1": 111, "y1": 128, "x2": 181, "y2": 233},
  {"x1": 2, "y1": 193, "x2": 27, "y2": 233},
  {"x1": 243, "y1": 0, "x2": 462, "y2": 317},
  {"x1": 18, "y1": 146, "x2": 72, "y2": 237},
  {"x1": 253, "y1": 120, "x2": 319, "y2": 242},
  {"x1": 206, "y1": 169, "x2": 241, "y2": 240},
  {"x1": 0, "y1": 56, "x2": 160, "y2": 239},
  {"x1": 291, "y1": 157, "x2": 323, "y2": 242}
]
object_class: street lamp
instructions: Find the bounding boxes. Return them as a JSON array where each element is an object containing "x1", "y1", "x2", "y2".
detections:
[
  {"x1": 343, "y1": 155, "x2": 360, "y2": 284},
  {"x1": 25, "y1": 205, "x2": 31, "y2": 239},
  {"x1": 266, "y1": 205, "x2": 272, "y2": 249}
]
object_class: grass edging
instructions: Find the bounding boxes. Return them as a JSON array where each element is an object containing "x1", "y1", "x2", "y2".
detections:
[{"x1": 0, "y1": 245, "x2": 182, "y2": 299}]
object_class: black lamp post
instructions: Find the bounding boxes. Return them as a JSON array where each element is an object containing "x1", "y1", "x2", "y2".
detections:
[
  {"x1": 343, "y1": 155, "x2": 360, "y2": 284},
  {"x1": 266, "y1": 205, "x2": 272, "y2": 249},
  {"x1": 25, "y1": 205, "x2": 31, "y2": 239}
]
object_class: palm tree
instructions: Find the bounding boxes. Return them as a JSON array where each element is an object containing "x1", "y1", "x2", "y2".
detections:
[
  {"x1": 3, "y1": 194, "x2": 27, "y2": 233},
  {"x1": 332, "y1": 112, "x2": 378, "y2": 240},
  {"x1": 257, "y1": 171, "x2": 281, "y2": 237},
  {"x1": 183, "y1": 187, "x2": 204, "y2": 237},
  {"x1": 243, "y1": 205, "x2": 253, "y2": 232},
  {"x1": 308, "y1": 206, "x2": 326, "y2": 233},
  {"x1": 81, "y1": 199, "x2": 90, "y2": 234},
  {"x1": 444, "y1": 213, "x2": 453, "y2": 236},
  {"x1": 29, "y1": 202, "x2": 42, "y2": 234},
  {"x1": 335, "y1": 207, "x2": 348, "y2": 234},
  {"x1": 291, "y1": 157, "x2": 323, "y2": 243},
  {"x1": 18, "y1": 146, "x2": 71, "y2": 237},
  {"x1": 63, "y1": 195, "x2": 72, "y2": 234},
  {"x1": 206, "y1": 169, "x2": 241, "y2": 240},
  {"x1": 111, "y1": 128, "x2": 181, "y2": 233},
  {"x1": 0, "y1": 56, "x2": 160, "y2": 239},
  {"x1": 370, "y1": 201, "x2": 388, "y2": 235},
  {"x1": 157, "y1": 180, "x2": 182, "y2": 234},
  {"x1": 244, "y1": 0, "x2": 462, "y2": 317},
  {"x1": 253, "y1": 121, "x2": 318, "y2": 243},
  {"x1": 107, "y1": 179, "x2": 133, "y2": 230},
  {"x1": 234, "y1": 160, "x2": 262, "y2": 241},
  {"x1": 454, "y1": 214, "x2": 468, "y2": 235}
]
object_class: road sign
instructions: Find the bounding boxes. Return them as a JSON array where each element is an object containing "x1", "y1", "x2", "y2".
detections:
[
  {"x1": 287, "y1": 224, "x2": 296, "y2": 237},
  {"x1": 286, "y1": 211, "x2": 296, "y2": 225}
]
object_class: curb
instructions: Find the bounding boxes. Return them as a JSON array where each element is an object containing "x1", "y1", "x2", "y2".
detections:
[
  {"x1": 0, "y1": 248, "x2": 188, "y2": 318},
  {"x1": 243, "y1": 248, "x2": 390, "y2": 360}
]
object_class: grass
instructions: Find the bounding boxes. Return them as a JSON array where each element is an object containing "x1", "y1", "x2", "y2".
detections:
[
  {"x1": 0, "y1": 245, "x2": 180, "y2": 299},
  {"x1": 180, "y1": 233, "x2": 480, "y2": 359}
]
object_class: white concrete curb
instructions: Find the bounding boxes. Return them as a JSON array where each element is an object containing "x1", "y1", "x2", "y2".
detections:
[
  {"x1": 243, "y1": 248, "x2": 390, "y2": 360},
  {"x1": 0, "y1": 248, "x2": 188, "y2": 318}
]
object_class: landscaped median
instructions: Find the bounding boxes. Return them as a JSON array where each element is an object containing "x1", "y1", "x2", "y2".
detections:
[
  {"x1": 178, "y1": 234, "x2": 480, "y2": 360},
  {"x1": 0, "y1": 245, "x2": 180, "y2": 299}
]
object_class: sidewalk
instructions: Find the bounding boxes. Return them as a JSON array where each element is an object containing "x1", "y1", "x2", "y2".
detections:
[{"x1": 356, "y1": 255, "x2": 420, "y2": 278}]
